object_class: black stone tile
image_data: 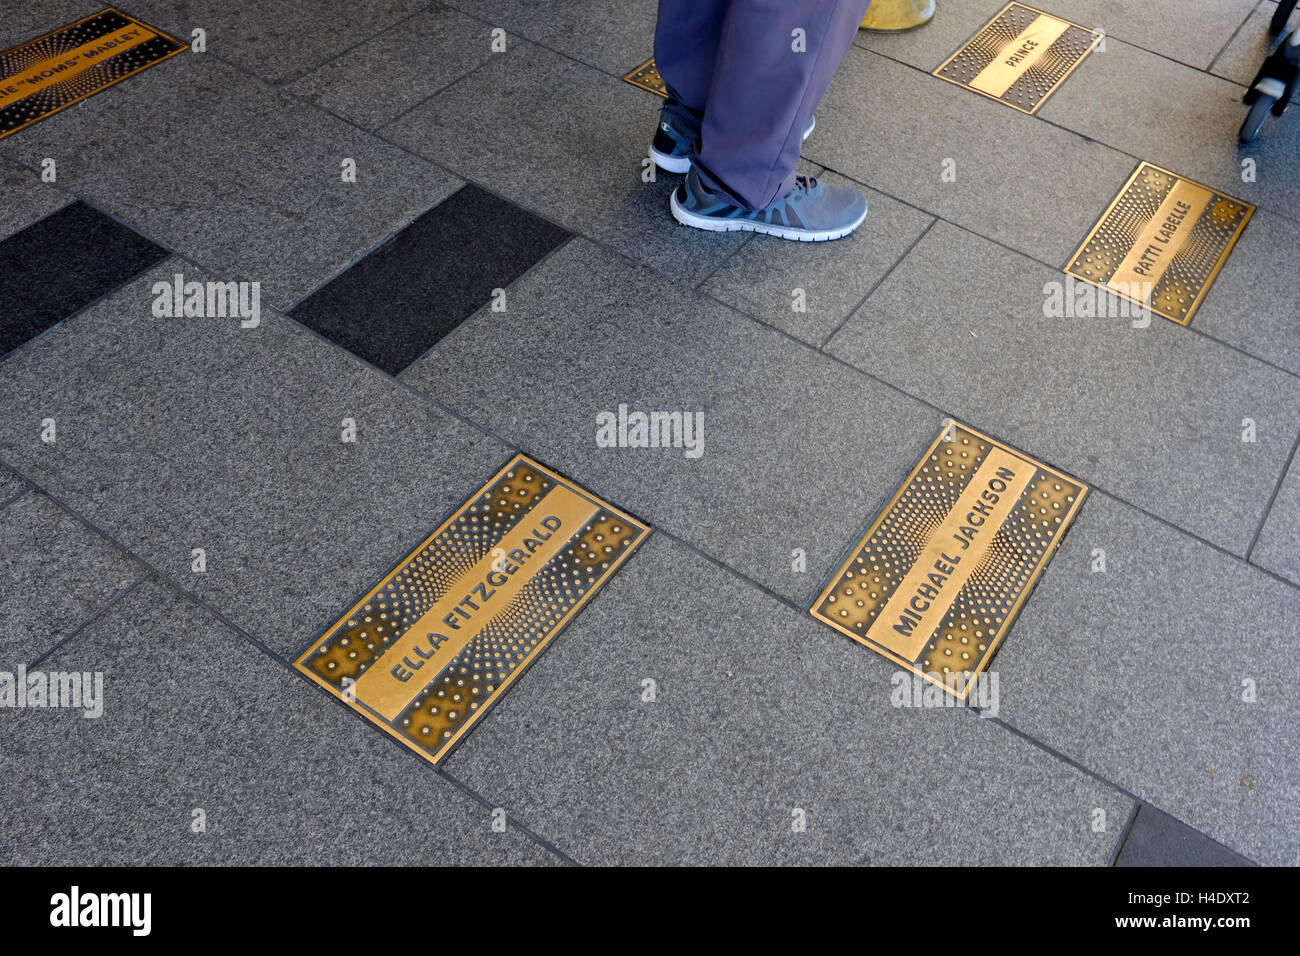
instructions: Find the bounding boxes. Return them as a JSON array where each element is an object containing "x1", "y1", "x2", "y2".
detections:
[
  {"x1": 1115, "y1": 805, "x2": 1255, "y2": 867},
  {"x1": 0, "y1": 201, "x2": 169, "y2": 357},
  {"x1": 289, "y1": 184, "x2": 570, "y2": 375}
]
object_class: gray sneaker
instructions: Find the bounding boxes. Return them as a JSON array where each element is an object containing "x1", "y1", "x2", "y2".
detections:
[
  {"x1": 670, "y1": 167, "x2": 867, "y2": 241},
  {"x1": 650, "y1": 110, "x2": 816, "y2": 174}
]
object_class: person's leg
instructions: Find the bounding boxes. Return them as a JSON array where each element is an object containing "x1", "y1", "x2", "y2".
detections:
[
  {"x1": 653, "y1": 0, "x2": 731, "y2": 136},
  {"x1": 693, "y1": 0, "x2": 871, "y2": 210}
]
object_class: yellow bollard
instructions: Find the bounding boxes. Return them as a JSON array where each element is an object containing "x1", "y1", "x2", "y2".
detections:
[{"x1": 861, "y1": 0, "x2": 936, "y2": 32}]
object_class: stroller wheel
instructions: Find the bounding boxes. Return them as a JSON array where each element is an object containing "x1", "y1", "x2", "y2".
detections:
[
  {"x1": 1270, "y1": 0, "x2": 1297, "y2": 35},
  {"x1": 1241, "y1": 93, "x2": 1276, "y2": 142}
]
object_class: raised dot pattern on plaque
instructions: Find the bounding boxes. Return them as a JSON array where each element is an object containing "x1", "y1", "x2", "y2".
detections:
[
  {"x1": 309, "y1": 465, "x2": 555, "y2": 686},
  {"x1": 625, "y1": 59, "x2": 666, "y2": 96},
  {"x1": 922, "y1": 469, "x2": 1079, "y2": 675},
  {"x1": 1156, "y1": 194, "x2": 1248, "y2": 322},
  {"x1": 938, "y1": 4, "x2": 1031, "y2": 85},
  {"x1": 0, "y1": 12, "x2": 183, "y2": 135},
  {"x1": 818, "y1": 429, "x2": 993, "y2": 636},
  {"x1": 1071, "y1": 166, "x2": 1175, "y2": 285},
  {"x1": 399, "y1": 508, "x2": 643, "y2": 753},
  {"x1": 1002, "y1": 24, "x2": 1098, "y2": 110},
  {"x1": 638, "y1": 63, "x2": 666, "y2": 94}
]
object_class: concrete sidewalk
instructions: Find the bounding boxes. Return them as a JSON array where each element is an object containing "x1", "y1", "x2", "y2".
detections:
[{"x1": 1, "y1": 0, "x2": 1295, "y2": 866}]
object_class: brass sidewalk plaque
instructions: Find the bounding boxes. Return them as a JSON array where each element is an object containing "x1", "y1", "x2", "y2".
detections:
[
  {"x1": 623, "y1": 57, "x2": 667, "y2": 97},
  {"x1": 934, "y1": 2, "x2": 1101, "y2": 114},
  {"x1": 0, "y1": 8, "x2": 185, "y2": 141},
  {"x1": 811, "y1": 422, "x2": 1086, "y2": 698},
  {"x1": 1066, "y1": 162, "x2": 1254, "y2": 326},
  {"x1": 295, "y1": 455, "x2": 649, "y2": 764}
]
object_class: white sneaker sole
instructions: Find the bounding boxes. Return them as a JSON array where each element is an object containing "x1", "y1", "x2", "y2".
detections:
[
  {"x1": 649, "y1": 145, "x2": 691, "y2": 174},
  {"x1": 650, "y1": 115, "x2": 815, "y2": 174},
  {"x1": 670, "y1": 190, "x2": 867, "y2": 242}
]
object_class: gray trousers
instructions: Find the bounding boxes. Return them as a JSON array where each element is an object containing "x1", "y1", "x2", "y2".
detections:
[{"x1": 654, "y1": 0, "x2": 872, "y2": 210}]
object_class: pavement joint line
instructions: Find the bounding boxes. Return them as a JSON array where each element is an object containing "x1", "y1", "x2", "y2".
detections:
[
  {"x1": 378, "y1": 56, "x2": 1300, "y2": 384},
  {"x1": 1246, "y1": 424, "x2": 1300, "y2": 562},
  {"x1": 434, "y1": 0, "x2": 639, "y2": 84},
  {"x1": 3, "y1": 169, "x2": 1294, "y2": 610},
  {"x1": 182, "y1": 582, "x2": 579, "y2": 868},
  {"x1": 840, "y1": 42, "x2": 1300, "y2": 236},
  {"x1": 33, "y1": 783, "x2": 100, "y2": 865},
  {"x1": 1207, "y1": 0, "x2": 1268, "y2": 75},
  {"x1": 340, "y1": 194, "x2": 1300, "y2": 603},
  {"x1": 0, "y1": 168, "x2": 250, "y2": 365},
  {"x1": 433, "y1": 767, "x2": 581, "y2": 866},
  {"x1": 206, "y1": 578, "x2": 579, "y2": 866},
  {"x1": 11, "y1": 37, "x2": 1291, "y2": 385},
  {"x1": 10, "y1": 4, "x2": 1300, "y2": 250},
  {"x1": 285, "y1": 624, "x2": 581, "y2": 866},
  {"x1": 396, "y1": 232, "x2": 580, "y2": 373},
  {"x1": 657, "y1": 518, "x2": 1162, "y2": 865},
  {"x1": 812, "y1": 159, "x2": 1300, "y2": 383},
  {"x1": 0, "y1": 461, "x2": 291, "y2": 667},
  {"x1": 658, "y1": 524, "x2": 819, "y2": 619},
  {"x1": 1108, "y1": 801, "x2": 1142, "y2": 866},
  {"x1": 150, "y1": 242, "x2": 522, "y2": 446},
  {"x1": 692, "y1": 276, "x2": 1300, "y2": 585},
  {"x1": 249, "y1": 601, "x2": 580, "y2": 867},
  {"x1": 0, "y1": 480, "x2": 29, "y2": 511},
  {"x1": 21, "y1": 571, "x2": 152, "y2": 673},
  {"x1": 269, "y1": 0, "x2": 443, "y2": 89},
  {"x1": 0, "y1": 464, "x2": 581, "y2": 865},
  {"x1": 0, "y1": 192, "x2": 529, "y2": 459},
  {"x1": 986, "y1": 715, "x2": 1261, "y2": 866},
  {"x1": 688, "y1": 225, "x2": 759, "y2": 291},
  {"x1": 271, "y1": 298, "x2": 521, "y2": 447},
  {"x1": 0, "y1": 188, "x2": 520, "y2": 467},
  {"x1": 0, "y1": 390, "x2": 1164, "y2": 866},
  {"x1": 0, "y1": 389, "x2": 1265, "y2": 867},
  {"x1": 278, "y1": 207, "x2": 460, "y2": 313},
  {"x1": 164, "y1": 42, "x2": 591, "y2": 307},
  {"x1": 852, "y1": 18, "x2": 1249, "y2": 95},
  {"x1": 5, "y1": 566, "x2": 148, "y2": 865},
  {"x1": 149, "y1": 0, "x2": 471, "y2": 136},
  {"x1": 367, "y1": 29, "x2": 539, "y2": 135},
  {"x1": 816, "y1": 216, "x2": 938, "y2": 350},
  {"x1": 456, "y1": 0, "x2": 1244, "y2": 103},
  {"x1": 1, "y1": 10, "x2": 1290, "y2": 870}
]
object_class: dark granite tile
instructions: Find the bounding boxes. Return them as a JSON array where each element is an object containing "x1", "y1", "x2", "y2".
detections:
[
  {"x1": 290, "y1": 184, "x2": 569, "y2": 375},
  {"x1": 0, "y1": 201, "x2": 168, "y2": 357},
  {"x1": 1116, "y1": 805, "x2": 1256, "y2": 867},
  {"x1": 0, "y1": 261, "x2": 509, "y2": 660}
]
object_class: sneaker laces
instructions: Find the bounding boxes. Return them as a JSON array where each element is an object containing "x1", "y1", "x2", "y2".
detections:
[{"x1": 791, "y1": 175, "x2": 818, "y2": 200}]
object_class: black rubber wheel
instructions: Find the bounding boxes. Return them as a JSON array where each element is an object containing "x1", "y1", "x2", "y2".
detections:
[
  {"x1": 1271, "y1": 0, "x2": 1297, "y2": 35},
  {"x1": 1241, "y1": 93, "x2": 1276, "y2": 142}
]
